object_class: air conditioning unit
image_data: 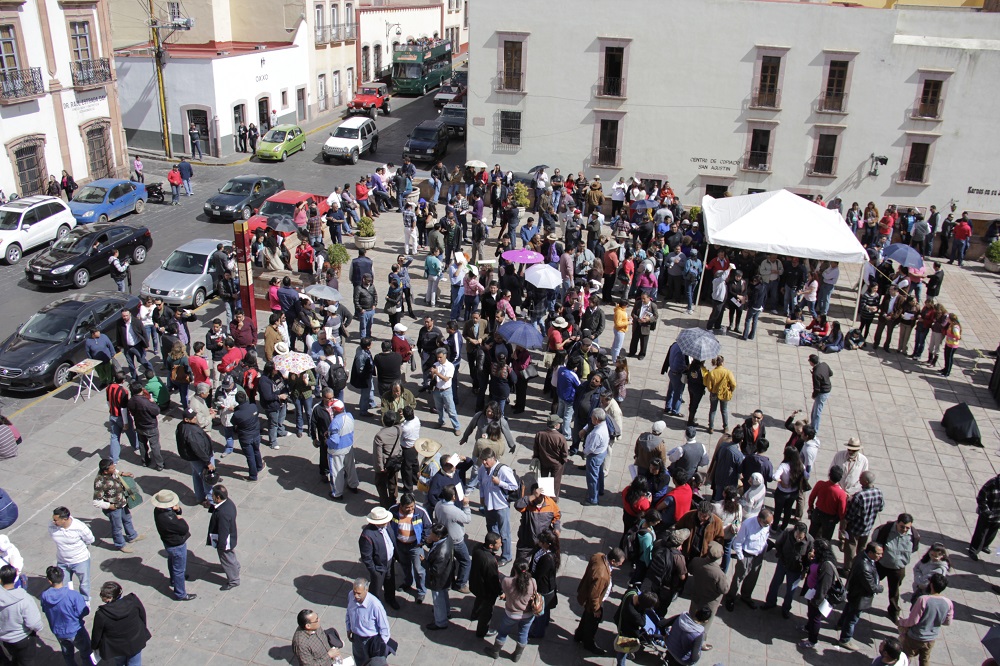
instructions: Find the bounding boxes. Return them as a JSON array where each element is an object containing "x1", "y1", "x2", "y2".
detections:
[{"x1": 254, "y1": 44, "x2": 267, "y2": 51}]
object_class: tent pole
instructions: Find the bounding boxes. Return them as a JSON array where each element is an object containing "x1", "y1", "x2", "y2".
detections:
[
  {"x1": 851, "y1": 272, "x2": 864, "y2": 324},
  {"x1": 695, "y1": 252, "x2": 708, "y2": 307}
]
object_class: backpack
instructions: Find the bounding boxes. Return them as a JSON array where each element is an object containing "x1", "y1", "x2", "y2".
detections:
[
  {"x1": 496, "y1": 464, "x2": 524, "y2": 503},
  {"x1": 329, "y1": 363, "x2": 348, "y2": 394},
  {"x1": 619, "y1": 522, "x2": 644, "y2": 564},
  {"x1": 170, "y1": 362, "x2": 191, "y2": 385}
]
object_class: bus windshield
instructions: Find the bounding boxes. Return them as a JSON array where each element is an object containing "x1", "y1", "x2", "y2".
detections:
[{"x1": 393, "y1": 63, "x2": 422, "y2": 80}]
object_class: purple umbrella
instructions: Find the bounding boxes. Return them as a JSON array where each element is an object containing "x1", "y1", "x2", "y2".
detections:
[{"x1": 501, "y1": 249, "x2": 544, "y2": 265}]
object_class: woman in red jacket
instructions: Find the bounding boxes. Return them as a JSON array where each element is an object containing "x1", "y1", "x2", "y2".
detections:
[
  {"x1": 355, "y1": 176, "x2": 376, "y2": 218},
  {"x1": 167, "y1": 166, "x2": 183, "y2": 205}
]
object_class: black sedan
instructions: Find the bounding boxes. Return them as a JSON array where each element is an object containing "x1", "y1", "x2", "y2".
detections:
[
  {"x1": 0, "y1": 292, "x2": 140, "y2": 390},
  {"x1": 203, "y1": 175, "x2": 284, "y2": 221},
  {"x1": 25, "y1": 223, "x2": 152, "y2": 289}
]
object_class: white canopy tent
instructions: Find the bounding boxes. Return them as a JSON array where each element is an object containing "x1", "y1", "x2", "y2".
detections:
[{"x1": 699, "y1": 189, "x2": 870, "y2": 320}]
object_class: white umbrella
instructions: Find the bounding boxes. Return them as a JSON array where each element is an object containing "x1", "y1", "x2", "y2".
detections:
[
  {"x1": 525, "y1": 264, "x2": 561, "y2": 290},
  {"x1": 304, "y1": 284, "x2": 342, "y2": 303},
  {"x1": 465, "y1": 159, "x2": 488, "y2": 169}
]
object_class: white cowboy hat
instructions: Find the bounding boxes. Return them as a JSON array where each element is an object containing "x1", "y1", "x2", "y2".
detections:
[
  {"x1": 274, "y1": 341, "x2": 290, "y2": 355},
  {"x1": 415, "y1": 437, "x2": 442, "y2": 458},
  {"x1": 366, "y1": 507, "x2": 392, "y2": 525},
  {"x1": 151, "y1": 490, "x2": 179, "y2": 509}
]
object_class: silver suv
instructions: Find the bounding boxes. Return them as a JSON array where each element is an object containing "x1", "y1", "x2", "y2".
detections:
[{"x1": 322, "y1": 117, "x2": 379, "y2": 164}]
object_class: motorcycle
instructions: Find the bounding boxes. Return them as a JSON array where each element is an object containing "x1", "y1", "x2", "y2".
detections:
[{"x1": 146, "y1": 182, "x2": 165, "y2": 203}]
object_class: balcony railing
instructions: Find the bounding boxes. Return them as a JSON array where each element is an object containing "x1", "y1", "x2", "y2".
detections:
[
  {"x1": 597, "y1": 76, "x2": 626, "y2": 98},
  {"x1": 342, "y1": 22, "x2": 357, "y2": 40},
  {"x1": 750, "y1": 88, "x2": 781, "y2": 109},
  {"x1": 913, "y1": 99, "x2": 942, "y2": 119},
  {"x1": 70, "y1": 58, "x2": 112, "y2": 88},
  {"x1": 315, "y1": 26, "x2": 329, "y2": 45},
  {"x1": 0, "y1": 67, "x2": 45, "y2": 102},
  {"x1": 809, "y1": 155, "x2": 837, "y2": 176},
  {"x1": 592, "y1": 146, "x2": 621, "y2": 168},
  {"x1": 900, "y1": 162, "x2": 930, "y2": 184},
  {"x1": 818, "y1": 92, "x2": 847, "y2": 113},
  {"x1": 495, "y1": 70, "x2": 524, "y2": 92},
  {"x1": 742, "y1": 150, "x2": 772, "y2": 172}
]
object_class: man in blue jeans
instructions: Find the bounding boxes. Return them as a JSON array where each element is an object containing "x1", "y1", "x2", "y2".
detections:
[
  {"x1": 105, "y1": 372, "x2": 138, "y2": 463},
  {"x1": 232, "y1": 393, "x2": 265, "y2": 481},
  {"x1": 390, "y1": 495, "x2": 430, "y2": 603},
  {"x1": 175, "y1": 408, "x2": 216, "y2": 505},
  {"x1": 48, "y1": 507, "x2": 95, "y2": 605},
  {"x1": 430, "y1": 348, "x2": 461, "y2": 434},
  {"x1": 151, "y1": 490, "x2": 197, "y2": 601},
  {"x1": 476, "y1": 448, "x2": 517, "y2": 565},
  {"x1": 258, "y1": 362, "x2": 288, "y2": 450},
  {"x1": 662, "y1": 341, "x2": 687, "y2": 416},
  {"x1": 581, "y1": 408, "x2": 609, "y2": 506},
  {"x1": 763, "y1": 522, "x2": 813, "y2": 618},
  {"x1": 837, "y1": 542, "x2": 884, "y2": 648},
  {"x1": 92, "y1": 459, "x2": 144, "y2": 553},
  {"x1": 40, "y1": 565, "x2": 93, "y2": 665},
  {"x1": 809, "y1": 354, "x2": 833, "y2": 434}
]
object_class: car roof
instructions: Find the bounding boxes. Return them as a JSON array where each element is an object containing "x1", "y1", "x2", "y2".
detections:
[
  {"x1": 269, "y1": 124, "x2": 300, "y2": 132},
  {"x1": 360, "y1": 82, "x2": 387, "y2": 90},
  {"x1": 171, "y1": 238, "x2": 228, "y2": 254},
  {"x1": 416, "y1": 119, "x2": 445, "y2": 129},
  {"x1": 65, "y1": 223, "x2": 138, "y2": 237},
  {"x1": 227, "y1": 175, "x2": 266, "y2": 183},
  {"x1": 339, "y1": 116, "x2": 373, "y2": 129},
  {"x1": 84, "y1": 178, "x2": 131, "y2": 188},
  {"x1": 41, "y1": 291, "x2": 130, "y2": 314},
  {"x1": 442, "y1": 103, "x2": 466, "y2": 111},
  {"x1": 265, "y1": 190, "x2": 319, "y2": 204},
  {"x1": 0, "y1": 195, "x2": 64, "y2": 211}
]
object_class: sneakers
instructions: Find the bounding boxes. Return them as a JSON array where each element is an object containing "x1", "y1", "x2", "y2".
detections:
[
  {"x1": 797, "y1": 640, "x2": 815, "y2": 649},
  {"x1": 119, "y1": 546, "x2": 134, "y2": 553}
]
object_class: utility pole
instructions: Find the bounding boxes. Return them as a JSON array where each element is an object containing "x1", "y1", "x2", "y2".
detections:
[{"x1": 146, "y1": 0, "x2": 192, "y2": 157}]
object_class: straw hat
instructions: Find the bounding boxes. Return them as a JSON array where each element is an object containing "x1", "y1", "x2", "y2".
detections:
[
  {"x1": 845, "y1": 437, "x2": 863, "y2": 451},
  {"x1": 366, "y1": 507, "x2": 392, "y2": 525},
  {"x1": 415, "y1": 437, "x2": 442, "y2": 458},
  {"x1": 274, "y1": 341, "x2": 290, "y2": 355},
  {"x1": 151, "y1": 490, "x2": 179, "y2": 509}
]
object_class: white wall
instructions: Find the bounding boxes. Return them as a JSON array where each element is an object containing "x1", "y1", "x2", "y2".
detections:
[{"x1": 467, "y1": 0, "x2": 1000, "y2": 215}]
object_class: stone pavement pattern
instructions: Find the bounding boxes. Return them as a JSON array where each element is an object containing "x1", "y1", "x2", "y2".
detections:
[{"x1": 2, "y1": 210, "x2": 999, "y2": 665}]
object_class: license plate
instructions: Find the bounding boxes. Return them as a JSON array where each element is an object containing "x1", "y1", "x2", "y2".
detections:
[
  {"x1": 213, "y1": 210, "x2": 221, "y2": 216},
  {"x1": 32, "y1": 274, "x2": 41, "y2": 281}
]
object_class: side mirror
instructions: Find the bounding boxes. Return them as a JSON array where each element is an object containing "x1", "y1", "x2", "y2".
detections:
[
  {"x1": 21, "y1": 224, "x2": 30, "y2": 231},
  {"x1": 160, "y1": 260, "x2": 165, "y2": 266}
]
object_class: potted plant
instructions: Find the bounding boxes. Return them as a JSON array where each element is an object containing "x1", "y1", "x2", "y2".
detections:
[
  {"x1": 511, "y1": 182, "x2": 531, "y2": 209},
  {"x1": 326, "y1": 242, "x2": 350, "y2": 279},
  {"x1": 985, "y1": 240, "x2": 1000, "y2": 273},
  {"x1": 354, "y1": 216, "x2": 376, "y2": 250}
]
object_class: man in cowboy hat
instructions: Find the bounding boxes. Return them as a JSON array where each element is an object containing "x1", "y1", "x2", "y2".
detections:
[
  {"x1": 830, "y1": 437, "x2": 869, "y2": 497},
  {"x1": 358, "y1": 507, "x2": 400, "y2": 609},
  {"x1": 152, "y1": 490, "x2": 196, "y2": 601}
]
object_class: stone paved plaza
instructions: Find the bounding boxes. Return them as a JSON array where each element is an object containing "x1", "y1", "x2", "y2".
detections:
[{"x1": 2, "y1": 209, "x2": 999, "y2": 665}]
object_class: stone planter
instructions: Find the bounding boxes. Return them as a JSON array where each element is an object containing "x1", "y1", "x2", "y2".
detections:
[
  {"x1": 985, "y1": 257, "x2": 1000, "y2": 273},
  {"x1": 354, "y1": 235, "x2": 377, "y2": 250}
]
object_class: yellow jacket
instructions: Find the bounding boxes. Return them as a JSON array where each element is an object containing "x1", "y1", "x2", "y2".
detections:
[
  {"x1": 614, "y1": 305, "x2": 629, "y2": 332},
  {"x1": 705, "y1": 365, "x2": 736, "y2": 401}
]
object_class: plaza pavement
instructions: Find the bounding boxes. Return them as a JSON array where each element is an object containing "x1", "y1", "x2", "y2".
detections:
[{"x1": 1, "y1": 209, "x2": 999, "y2": 666}]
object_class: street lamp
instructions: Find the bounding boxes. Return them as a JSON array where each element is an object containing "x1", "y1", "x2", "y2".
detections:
[{"x1": 386, "y1": 21, "x2": 401, "y2": 45}]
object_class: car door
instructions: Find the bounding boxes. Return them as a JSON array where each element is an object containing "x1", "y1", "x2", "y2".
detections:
[
  {"x1": 112, "y1": 183, "x2": 134, "y2": 219},
  {"x1": 69, "y1": 310, "x2": 98, "y2": 363},
  {"x1": 95, "y1": 300, "x2": 123, "y2": 333},
  {"x1": 294, "y1": 128, "x2": 305, "y2": 152},
  {"x1": 108, "y1": 227, "x2": 134, "y2": 261},
  {"x1": 19, "y1": 207, "x2": 45, "y2": 250},
  {"x1": 361, "y1": 122, "x2": 372, "y2": 153},
  {"x1": 86, "y1": 232, "x2": 112, "y2": 275},
  {"x1": 249, "y1": 180, "x2": 267, "y2": 209}
]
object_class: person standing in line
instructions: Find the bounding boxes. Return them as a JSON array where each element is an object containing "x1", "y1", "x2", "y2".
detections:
[
  {"x1": 358, "y1": 508, "x2": 400, "y2": 610},
  {"x1": 40, "y1": 565, "x2": 92, "y2": 666},
  {"x1": 685, "y1": 541, "x2": 727, "y2": 651},
  {"x1": 470, "y1": 532, "x2": 503, "y2": 639},
  {"x1": 188, "y1": 124, "x2": 203, "y2": 159},
  {"x1": 476, "y1": 448, "x2": 517, "y2": 566},
  {"x1": 874, "y1": 513, "x2": 920, "y2": 623},
  {"x1": 704, "y1": 356, "x2": 736, "y2": 435},
  {"x1": 968, "y1": 472, "x2": 1000, "y2": 561},
  {"x1": 178, "y1": 157, "x2": 194, "y2": 195},
  {"x1": 105, "y1": 372, "x2": 138, "y2": 464},
  {"x1": 533, "y1": 413, "x2": 569, "y2": 496},
  {"x1": 808, "y1": 465, "x2": 848, "y2": 540},
  {"x1": 422, "y1": 523, "x2": 455, "y2": 631},
  {"x1": 345, "y1": 578, "x2": 393, "y2": 666},
  {"x1": 433, "y1": 485, "x2": 472, "y2": 594},
  {"x1": 808, "y1": 354, "x2": 833, "y2": 434},
  {"x1": 373, "y1": 412, "x2": 403, "y2": 508},
  {"x1": 151, "y1": 490, "x2": 196, "y2": 602},
  {"x1": 390, "y1": 494, "x2": 431, "y2": 605},
  {"x1": 627, "y1": 292, "x2": 658, "y2": 360},
  {"x1": 723, "y1": 508, "x2": 774, "y2": 612},
  {"x1": 207, "y1": 484, "x2": 240, "y2": 591},
  {"x1": 897, "y1": 573, "x2": 952, "y2": 666},
  {"x1": 837, "y1": 542, "x2": 884, "y2": 649},
  {"x1": 573, "y1": 548, "x2": 626, "y2": 656},
  {"x1": 842, "y1": 471, "x2": 885, "y2": 570},
  {"x1": 323, "y1": 397, "x2": 360, "y2": 500},
  {"x1": 91, "y1": 581, "x2": 151, "y2": 666},
  {"x1": 484, "y1": 560, "x2": 538, "y2": 663},
  {"x1": 430, "y1": 347, "x2": 461, "y2": 435},
  {"x1": 92, "y1": 459, "x2": 144, "y2": 553},
  {"x1": 798, "y1": 538, "x2": 839, "y2": 649},
  {"x1": 763, "y1": 521, "x2": 813, "y2": 619},
  {"x1": 831, "y1": 437, "x2": 869, "y2": 497},
  {"x1": 580, "y1": 408, "x2": 610, "y2": 506},
  {"x1": 0, "y1": 564, "x2": 43, "y2": 665},
  {"x1": 230, "y1": 392, "x2": 264, "y2": 482},
  {"x1": 126, "y1": 381, "x2": 163, "y2": 471},
  {"x1": 174, "y1": 408, "x2": 215, "y2": 506},
  {"x1": 939, "y1": 313, "x2": 962, "y2": 378},
  {"x1": 48, "y1": 507, "x2": 94, "y2": 606}
]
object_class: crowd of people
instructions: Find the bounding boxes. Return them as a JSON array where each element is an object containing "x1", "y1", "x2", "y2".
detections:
[{"x1": 0, "y1": 159, "x2": 997, "y2": 666}]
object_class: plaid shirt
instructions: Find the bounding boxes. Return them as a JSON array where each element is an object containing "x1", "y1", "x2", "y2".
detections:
[
  {"x1": 306, "y1": 214, "x2": 323, "y2": 237},
  {"x1": 978, "y1": 475, "x2": 1000, "y2": 522},
  {"x1": 844, "y1": 486, "x2": 885, "y2": 537}
]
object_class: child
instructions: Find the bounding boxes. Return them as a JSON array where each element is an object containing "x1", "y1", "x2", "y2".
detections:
[
  {"x1": 911, "y1": 543, "x2": 950, "y2": 604},
  {"x1": 612, "y1": 357, "x2": 629, "y2": 403}
]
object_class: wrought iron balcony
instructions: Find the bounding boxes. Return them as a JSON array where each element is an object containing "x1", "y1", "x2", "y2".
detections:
[
  {"x1": 592, "y1": 146, "x2": 621, "y2": 168},
  {"x1": 809, "y1": 155, "x2": 837, "y2": 176},
  {"x1": 913, "y1": 100, "x2": 942, "y2": 119},
  {"x1": 597, "y1": 76, "x2": 626, "y2": 98},
  {"x1": 900, "y1": 162, "x2": 930, "y2": 184},
  {"x1": 342, "y1": 22, "x2": 357, "y2": 40},
  {"x1": 818, "y1": 92, "x2": 847, "y2": 113},
  {"x1": 0, "y1": 67, "x2": 44, "y2": 103},
  {"x1": 70, "y1": 58, "x2": 112, "y2": 88},
  {"x1": 750, "y1": 88, "x2": 781, "y2": 109},
  {"x1": 495, "y1": 70, "x2": 523, "y2": 92},
  {"x1": 315, "y1": 26, "x2": 329, "y2": 45},
  {"x1": 742, "y1": 150, "x2": 772, "y2": 172}
]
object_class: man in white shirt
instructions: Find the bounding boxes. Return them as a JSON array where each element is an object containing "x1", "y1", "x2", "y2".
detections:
[
  {"x1": 48, "y1": 507, "x2": 95, "y2": 604},
  {"x1": 430, "y1": 348, "x2": 460, "y2": 434},
  {"x1": 830, "y1": 437, "x2": 869, "y2": 496},
  {"x1": 476, "y1": 447, "x2": 518, "y2": 565},
  {"x1": 581, "y1": 408, "x2": 610, "y2": 506},
  {"x1": 817, "y1": 262, "x2": 840, "y2": 316},
  {"x1": 724, "y1": 507, "x2": 774, "y2": 611}
]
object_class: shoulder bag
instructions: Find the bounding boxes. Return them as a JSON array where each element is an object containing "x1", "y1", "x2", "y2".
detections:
[{"x1": 383, "y1": 429, "x2": 404, "y2": 475}]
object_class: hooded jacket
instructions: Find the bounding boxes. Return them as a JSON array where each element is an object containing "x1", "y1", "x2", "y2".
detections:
[
  {"x1": 664, "y1": 611, "x2": 706, "y2": 666},
  {"x1": 91, "y1": 593, "x2": 151, "y2": 659},
  {"x1": 0, "y1": 585, "x2": 43, "y2": 643}
]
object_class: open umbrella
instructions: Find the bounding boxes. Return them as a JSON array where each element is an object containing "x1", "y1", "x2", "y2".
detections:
[
  {"x1": 633, "y1": 199, "x2": 660, "y2": 211},
  {"x1": 529, "y1": 164, "x2": 550, "y2": 173},
  {"x1": 465, "y1": 159, "x2": 488, "y2": 169},
  {"x1": 675, "y1": 328, "x2": 721, "y2": 361},
  {"x1": 498, "y1": 320, "x2": 545, "y2": 350},
  {"x1": 525, "y1": 264, "x2": 561, "y2": 290},
  {"x1": 502, "y1": 249, "x2": 544, "y2": 265},
  {"x1": 304, "y1": 284, "x2": 343, "y2": 303},
  {"x1": 266, "y1": 214, "x2": 299, "y2": 234},
  {"x1": 273, "y1": 351, "x2": 316, "y2": 378},
  {"x1": 881, "y1": 243, "x2": 924, "y2": 269}
]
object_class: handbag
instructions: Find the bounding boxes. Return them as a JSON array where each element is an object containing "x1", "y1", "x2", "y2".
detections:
[
  {"x1": 382, "y1": 430, "x2": 403, "y2": 475},
  {"x1": 523, "y1": 364, "x2": 539, "y2": 379},
  {"x1": 120, "y1": 475, "x2": 143, "y2": 510},
  {"x1": 614, "y1": 588, "x2": 642, "y2": 653},
  {"x1": 291, "y1": 319, "x2": 306, "y2": 336},
  {"x1": 530, "y1": 591, "x2": 545, "y2": 616}
]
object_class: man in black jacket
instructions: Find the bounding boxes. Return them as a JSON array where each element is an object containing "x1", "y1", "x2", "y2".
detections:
[
  {"x1": 417, "y1": 318, "x2": 443, "y2": 392},
  {"x1": 423, "y1": 523, "x2": 455, "y2": 631},
  {"x1": 116, "y1": 309, "x2": 153, "y2": 380},
  {"x1": 207, "y1": 484, "x2": 240, "y2": 590},
  {"x1": 373, "y1": 341, "x2": 403, "y2": 397},
  {"x1": 808, "y1": 354, "x2": 833, "y2": 435},
  {"x1": 164, "y1": 308, "x2": 197, "y2": 355},
  {"x1": 469, "y1": 533, "x2": 503, "y2": 638},
  {"x1": 762, "y1": 522, "x2": 813, "y2": 618},
  {"x1": 837, "y1": 542, "x2": 884, "y2": 647},
  {"x1": 152, "y1": 490, "x2": 196, "y2": 601},
  {"x1": 359, "y1": 507, "x2": 400, "y2": 609},
  {"x1": 580, "y1": 296, "x2": 606, "y2": 344},
  {"x1": 258, "y1": 362, "x2": 288, "y2": 449},
  {"x1": 217, "y1": 270, "x2": 240, "y2": 324},
  {"x1": 231, "y1": 393, "x2": 264, "y2": 481},
  {"x1": 127, "y1": 382, "x2": 163, "y2": 470},
  {"x1": 175, "y1": 408, "x2": 216, "y2": 505}
]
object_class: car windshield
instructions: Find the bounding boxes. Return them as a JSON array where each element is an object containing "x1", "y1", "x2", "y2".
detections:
[
  {"x1": 51, "y1": 234, "x2": 92, "y2": 255},
  {"x1": 438, "y1": 87, "x2": 457, "y2": 96},
  {"x1": 360, "y1": 87, "x2": 382, "y2": 96},
  {"x1": 73, "y1": 186, "x2": 107, "y2": 204},
  {"x1": 393, "y1": 63, "x2": 422, "y2": 79},
  {"x1": 220, "y1": 180, "x2": 253, "y2": 195},
  {"x1": 0, "y1": 210, "x2": 22, "y2": 231},
  {"x1": 441, "y1": 108, "x2": 465, "y2": 119},
  {"x1": 162, "y1": 250, "x2": 207, "y2": 275},
  {"x1": 411, "y1": 128, "x2": 439, "y2": 140},
  {"x1": 334, "y1": 127, "x2": 360, "y2": 139},
  {"x1": 263, "y1": 130, "x2": 287, "y2": 143},
  {"x1": 259, "y1": 201, "x2": 295, "y2": 217},
  {"x1": 18, "y1": 311, "x2": 76, "y2": 343}
]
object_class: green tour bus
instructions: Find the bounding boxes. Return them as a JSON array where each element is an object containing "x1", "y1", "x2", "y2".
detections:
[{"x1": 391, "y1": 39, "x2": 453, "y2": 95}]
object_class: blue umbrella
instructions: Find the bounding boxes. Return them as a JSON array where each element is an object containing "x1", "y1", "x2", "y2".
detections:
[
  {"x1": 633, "y1": 199, "x2": 660, "y2": 211},
  {"x1": 498, "y1": 320, "x2": 545, "y2": 350},
  {"x1": 675, "y1": 328, "x2": 721, "y2": 361},
  {"x1": 881, "y1": 243, "x2": 924, "y2": 269}
]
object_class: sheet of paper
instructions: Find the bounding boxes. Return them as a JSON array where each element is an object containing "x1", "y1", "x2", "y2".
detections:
[
  {"x1": 455, "y1": 484, "x2": 465, "y2": 502},
  {"x1": 803, "y1": 588, "x2": 816, "y2": 601},
  {"x1": 818, "y1": 599, "x2": 833, "y2": 617},
  {"x1": 537, "y1": 477, "x2": 555, "y2": 497}
]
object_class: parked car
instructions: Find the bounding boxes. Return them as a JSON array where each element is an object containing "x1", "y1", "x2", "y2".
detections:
[
  {"x1": 0, "y1": 195, "x2": 77, "y2": 265},
  {"x1": 25, "y1": 223, "x2": 152, "y2": 289},
  {"x1": 439, "y1": 103, "x2": 467, "y2": 137},
  {"x1": 433, "y1": 84, "x2": 465, "y2": 108},
  {"x1": 322, "y1": 117, "x2": 379, "y2": 165},
  {"x1": 0, "y1": 291, "x2": 140, "y2": 390},
  {"x1": 254, "y1": 124, "x2": 307, "y2": 162},
  {"x1": 203, "y1": 175, "x2": 284, "y2": 221},
  {"x1": 68, "y1": 179, "x2": 147, "y2": 225},
  {"x1": 346, "y1": 83, "x2": 392, "y2": 118},
  {"x1": 247, "y1": 191, "x2": 330, "y2": 236},
  {"x1": 139, "y1": 238, "x2": 228, "y2": 308},
  {"x1": 451, "y1": 67, "x2": 468, "y2": 89},
  {"x1": 402, "y1": 120, "x2": 449, "y2": 163}
]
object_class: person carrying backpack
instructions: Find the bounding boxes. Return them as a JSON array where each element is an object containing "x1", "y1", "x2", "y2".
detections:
[
  {"x1": 799, "y1": 539, "x2": 842, "y2": 649},
  {"x1": 642, "y1": 529, "x2": 689, "y2": 615}
]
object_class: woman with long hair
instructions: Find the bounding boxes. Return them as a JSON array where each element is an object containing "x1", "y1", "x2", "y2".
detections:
[
  {"x1": 940, "y1": 313, "x2": 962, "y2": 377},
  {"x1": 527, "y1": 531, "x2": 560, "y2": 639},
  {"x1": 621, "y1": 476, "x2": 652, "y2": 534},
  {"x1": 925, "y1": 303, "x2": 949, "y2": 366},
  {"x1": 799, "y1": 539, "x2": 839, "y2": 649},
  {"x1": 485, "y1": 559, "x2": 538, "y2": 662},
  {"x1": 704, "y1": 356, "x2": 736, "y2": 435},
  {"x1": 773, "y1": 447, "x2": 805, "y2": 530},
  {"x1": 713, "y1": 485, "x2": 743, "y2": 573}
]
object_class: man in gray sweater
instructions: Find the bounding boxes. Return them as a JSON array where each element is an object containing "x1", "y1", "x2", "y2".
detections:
[
  {"x1": 0, "y1": 564, "x2": 44, "y2": 663},
  {"x1": 433, "y1": 484, "x2": 472, "y2": 594}
]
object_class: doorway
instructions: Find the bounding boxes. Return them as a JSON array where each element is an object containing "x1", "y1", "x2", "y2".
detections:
[
  {"x1": 347, "y1": 68, "x2": 355, "y2": 100},
  {"x1": 257, "y1": 97, "x2": 270, "y2": 130},
  {"x1": 187, "y1": 109, "x2": 209, "y2": 155},
  {"x1": 705, "y1": 184, "x2": 729, "y2": 199},
  {"x1": 85, "y1": 125, "x2": 112, "y2": 179},
  {"x1": 296, "y1": 87, "x2": 306, "y2": 122},
  {"x1": 233, "y1": 104, "x2": 246, "y2": 150}
]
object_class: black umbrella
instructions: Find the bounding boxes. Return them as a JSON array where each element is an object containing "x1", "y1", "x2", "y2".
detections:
[
  {"x1": 266, "y1": 214, "x2": 298, "y2": 234},
  {"x1": 529, "y1": 165, "x2": 550, "y2": 173}
]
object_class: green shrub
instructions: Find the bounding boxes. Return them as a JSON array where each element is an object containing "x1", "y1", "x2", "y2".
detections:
[
  {"x1": 357, "y1": 216, "x2": 376, "y2": 238},
  {"x1": 326, "y1": 243, "x2": 350, "y2": 266},
  {"x1": 512, "y1": 182, "x2": 531, "y2": 208},
  {"x1": 987, "y1": 240, "x2": 1000, "y2": 263}
]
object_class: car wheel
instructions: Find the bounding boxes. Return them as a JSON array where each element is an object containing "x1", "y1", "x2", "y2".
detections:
[
  {"x1": 322, "y1": 154, "x2": 331, "y2": 164},
  {"x1": 98, "y1": 214, "x2": 109, "y2": 224},
  {"x1": 131, "y1": 245, "x2": 147, "y2": 264},
  {"x1": 52, "y1": 362, "x2": 71, "y2": 388},
  {"x1": 241, "y1": 206, "x2": 252, "y2": 220},
  {"x1": 193, "y1": 288, "x2": 206, "y2": 308},
  {"x1": 350, "y1": 148, "x2": 359, "y2": 165},
  {"x1": 280, "y1": 151, "x2": 287, "y2": 162},
  {"x1": 383, "y1": 103, "x2": 391, "y2": 116},
  {"x1": 369, "y1": 106, "x2": 377, "y2": 119},
  {"x1": 370, "y1": 137, "x2": 378, "y2": 154},
  {"x1": 4, "y1": 243, "x2": 22, "y2": 265},
  {"x1": 56, "y1": 224, "x2": 71, "y2": 240},
  {"x1": 134, "y1": 199, "x2": 145, "y2": 214},
  {"x1": 73, "y1": 268, "x2": 90, "y2": 288}
]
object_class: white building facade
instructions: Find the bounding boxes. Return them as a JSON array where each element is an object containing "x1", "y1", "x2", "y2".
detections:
[
  {"x1": 1, "y1": 0, "x2": 127, "y2": 197},
  {"x1": 357, "y1": 4, "x2": 443, "y2": 83},
  {"x1": 467, "y1": 0, "x2": 1000, "y2": 217}
]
